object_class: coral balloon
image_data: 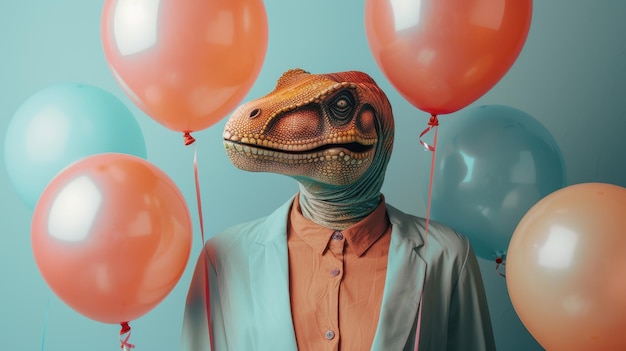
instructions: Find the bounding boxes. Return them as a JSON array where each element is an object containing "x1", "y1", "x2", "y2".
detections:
[
  {"x1": 4, "y1": 83, "x2": 146, "y2": 210},
  {"x1": 365, "y1": 0, "x2": 532, "y2": 115},
  {"x1": 101, "y1": 0, "x2": 268, "y2": 141},
  {"x1": 425, "y1": 105, "x2": 565, "y2": 260},
  {"x1": 506, "y1": 183, "x2": 626, "y2": 350},
  {"x1": 31, "y1": 153, "x2": 192, "y2": 324}
]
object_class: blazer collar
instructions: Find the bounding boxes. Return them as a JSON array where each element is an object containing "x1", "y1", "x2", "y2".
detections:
[{"x1": 246, "y1": 197, "x2": 298, "y2": 350}]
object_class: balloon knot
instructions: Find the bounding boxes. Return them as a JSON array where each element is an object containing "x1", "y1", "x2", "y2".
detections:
[
  {"x1": 428, "y1": 114, "x2": 439, "y2": 126},
  {"x1": 120, "y1": 322, "x2": 131, "y2": 335},
  {"x1": 184, "y1": 131, "x2": 196, "y2": 146},
  {"x1": 495, "y1": 254, "x2": 506, "y2": 278}
]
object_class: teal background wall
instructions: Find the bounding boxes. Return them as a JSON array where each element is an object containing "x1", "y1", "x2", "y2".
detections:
[{"x1": 2, "y1": 1, "x2": 625, "y2": 350}]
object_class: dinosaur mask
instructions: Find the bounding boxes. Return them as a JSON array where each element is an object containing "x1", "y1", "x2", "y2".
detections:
[
  {"x1": 223, "y1": 69, "x2": 394, "y2": 228},
  {"x1": 224, "y1": 69, "x2": 393, "y2": 186}
]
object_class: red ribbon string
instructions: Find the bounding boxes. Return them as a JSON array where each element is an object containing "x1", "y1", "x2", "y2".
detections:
[
  {"x1": 414, "y1": 116, "x2": 439, "y2": 351},
  {"x1": 191, "y1": 146, "x2": 215, "y2": 349},
  {"x1": 194, "y1": 148, "x2": 206, "y2": 244},
  {"x1": 203, "y1": 248, "x2": 215, "y2": 350},
  {"x1": 418, "y1": 114, "x2": 439, "y2": 151},
  {"x1": 119, "y1": 322, "x2": 135, "y2": 350},
  {"x1": 414, "y1": 295, "x2": 424, "y2": 351}
]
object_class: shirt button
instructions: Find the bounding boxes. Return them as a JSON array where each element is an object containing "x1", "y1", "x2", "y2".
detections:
[
  {"x1": 331, "y1": 231, "x2": 344, "y2": 241},
  {"x1": 330, "y1": 268, "x2": 340, "y2": 277},
  {"x1": 325, "y1": 330, "x2": 335, "y2": 340}
]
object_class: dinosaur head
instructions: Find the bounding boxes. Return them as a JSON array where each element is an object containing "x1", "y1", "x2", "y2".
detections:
[
  {"x1": 224, "y1": 69, "x2": 394, "y2": 227},
  {"x1": 224, "y1": 68, "x2": 394, "y2": 190}
]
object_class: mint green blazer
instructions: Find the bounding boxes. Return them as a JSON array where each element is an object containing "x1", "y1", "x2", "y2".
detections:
[{"x1": 180, "y1": 197, "x2": 495, "y2": 351}]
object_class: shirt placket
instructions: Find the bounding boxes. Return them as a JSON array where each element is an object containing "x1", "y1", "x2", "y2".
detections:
[{"x1": 324, "y1": 230, "x2": 345, "y2": 350}]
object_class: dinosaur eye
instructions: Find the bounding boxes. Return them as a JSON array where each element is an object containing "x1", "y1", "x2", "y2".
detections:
[{"x1": 329, "y1": 91, "x2": 355, "y2": 123}]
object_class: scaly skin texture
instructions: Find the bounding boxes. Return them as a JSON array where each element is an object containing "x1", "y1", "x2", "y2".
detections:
[{"x1": 224, "y1": 69, "x2": 394, "y2": 229}]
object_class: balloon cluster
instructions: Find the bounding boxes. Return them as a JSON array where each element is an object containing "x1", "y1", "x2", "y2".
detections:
[
  {"x1": 364, "y1": 0, "x2": 537, "y2": 263},
  {"x1": 364, "y1": 1, "x2": 626, "y2": 350},
  {"x1": 4, "y1": 0, "x2": 268, "y2": 336},
  {"x1": 5, "y1": 0, "x2": 625, "y2": 349},
  {"x1": 364, "y1": 0, "x2": 540, "y2": 266}
]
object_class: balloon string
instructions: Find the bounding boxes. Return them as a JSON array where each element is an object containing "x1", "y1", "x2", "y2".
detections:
[
  {"x1": 414, "y1": 295, "x2": 424, "y2": 351},
  {"x1": 204, "y1": 247, "x2": 215, "y2": 350},
  {"x1": 414, "y1": 117, "x2": 439, "y2": 351},
  {"x1": 119, "y1": 322, "x2": 135, "y2": 350},
  {"x1": 192, "y1": 146, "x2": 215, "y2": 349},
  {"x1": 193, "y1": 147, "x2": 206, "y2": 244},
  {"x1": 41, "y1": 298, "x2": 50, "y2": 351}
]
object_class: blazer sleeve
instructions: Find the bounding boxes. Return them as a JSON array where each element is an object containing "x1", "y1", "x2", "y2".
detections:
[
  {"x1": 446, "y1": 243, "x2": 497, "y2": 351},
  {"x1": 179, "y1": 245, "x2": 227, "y2": 351}
]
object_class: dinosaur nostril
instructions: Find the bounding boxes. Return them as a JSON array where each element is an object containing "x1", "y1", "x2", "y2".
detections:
[{"x1": 249, "y1": 108, "x2": 261, "y2": 119}]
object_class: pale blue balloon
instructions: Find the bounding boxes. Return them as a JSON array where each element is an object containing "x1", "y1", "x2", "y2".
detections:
[
  {"x1": 4, "y1": 83, "x2": 147, "y2": 210},
  {"x1": 423, "y1": 105, "x2": 566, "y2": 261}
]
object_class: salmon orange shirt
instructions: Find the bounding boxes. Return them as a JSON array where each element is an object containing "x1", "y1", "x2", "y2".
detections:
[{"x1": 287, "y1": 195, "x2": 392, "y2": 351}]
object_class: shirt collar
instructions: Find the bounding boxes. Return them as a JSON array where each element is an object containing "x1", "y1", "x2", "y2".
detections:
[{"x1": 289, "y1": 194, "x2": 390, "y2": 257}]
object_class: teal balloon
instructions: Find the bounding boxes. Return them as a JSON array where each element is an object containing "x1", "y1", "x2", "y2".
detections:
[
  {"x1": 424, "y1": 105, "x2": 566, "y2": 261},
  {"x1": 4, "y1": 83, "x2": 147, "y2": 210}
]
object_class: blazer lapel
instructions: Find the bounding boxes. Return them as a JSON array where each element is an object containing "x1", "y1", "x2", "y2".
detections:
[
  {"x1": 242, "y1": 200, "x2": 429, "y2": 351},
  {"x1": 370, "y1": 205, "x2": 428, "y2": 351},
  {"x1": 248, "y1": 198, "x2": 298, "y2": 350}
]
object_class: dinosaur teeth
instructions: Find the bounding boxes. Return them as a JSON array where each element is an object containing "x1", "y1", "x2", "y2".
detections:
[{"x1": 226, "y1": 140, "x2": 372, "y2": 166}]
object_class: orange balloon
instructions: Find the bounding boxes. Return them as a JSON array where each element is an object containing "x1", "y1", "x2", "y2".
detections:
[
  {"x1": 101, "y1": 0, "x2": 268, "y2": 139},
  {"x1": 31, "y1": 153, "x2": 192, "y2": 324},
  {"x1": 506, "y1": 183, "x2": 626, "y2": 350},
  {"x1": 365, "y1": 0, "x2": 532, "y2": 115}
]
